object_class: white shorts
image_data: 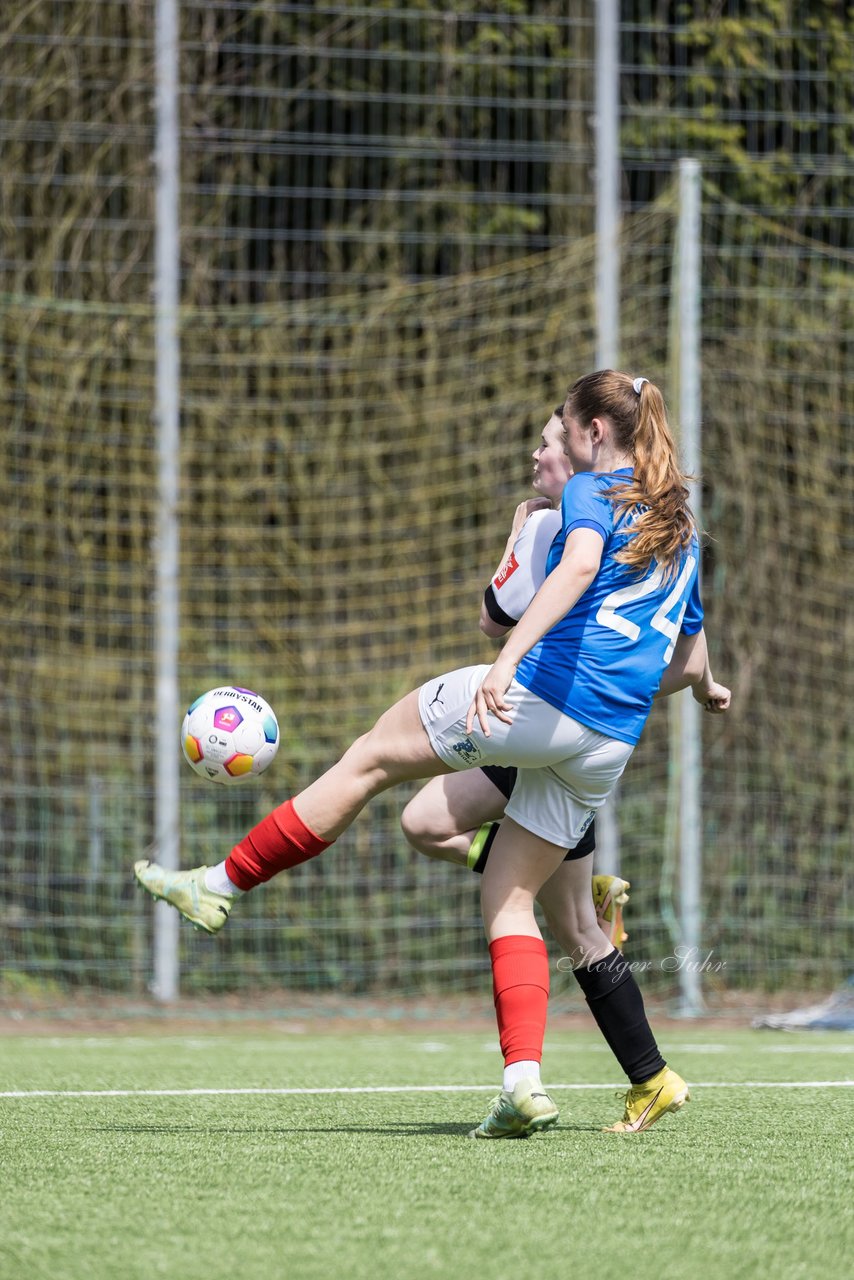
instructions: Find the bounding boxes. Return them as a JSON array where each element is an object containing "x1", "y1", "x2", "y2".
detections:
[{"x1": 418, "y1": 664, "x2": 634, "y2": 848}]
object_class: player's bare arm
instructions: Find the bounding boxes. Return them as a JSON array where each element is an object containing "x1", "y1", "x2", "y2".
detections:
[
  {"x1": 656, "y1": 628, "x2": 707, "y2": 697},
  {"x1": 693, "y1": 655, "x2": 731, "y2": 713},
  {"x1": 468, "y1": 527, "x2": 604, "y2": 734},
  {"x1": 479, "y1": 602, "x2": 512, "y2": 639},
  {"x1": 663, "y1": 629, "x2": 730, "y2": 712}
]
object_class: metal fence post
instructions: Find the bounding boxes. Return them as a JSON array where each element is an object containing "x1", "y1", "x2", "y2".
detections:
[
  {"x1": 675, "y1": 157, "x2": 704, "y2": 1015},
  {"x1": 153, "y1": 0, "x2": 181, "y2": 1002},
  {"x1": 594, "y1": 0, "x2": 622, "y2": 875}
]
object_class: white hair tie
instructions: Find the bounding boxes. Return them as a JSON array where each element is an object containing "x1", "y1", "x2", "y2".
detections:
[{"x1": 632, "y1": 377, "x2": 649, "y2": 395}]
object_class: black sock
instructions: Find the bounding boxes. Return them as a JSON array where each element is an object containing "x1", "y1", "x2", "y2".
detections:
[{"x1": 572, "y1": 948, "x2": 665, "y2": 1084}]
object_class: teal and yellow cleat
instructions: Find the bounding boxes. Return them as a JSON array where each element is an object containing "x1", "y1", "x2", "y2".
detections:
[
  {"x1": 133, "y1": 860, "x2": 233, "y2": 935},
  {"x1": 603, "y1": 1066, "x2": 690, "y2": 1134},
  {"x1": 468, "y1": 1079, "x2": 559, "y2": 1140},
  {"x1": 592, "y1": 874, "x2": 630, "y2": 949}
]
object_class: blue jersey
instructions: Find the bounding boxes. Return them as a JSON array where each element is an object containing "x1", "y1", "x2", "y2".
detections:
[{"x1": 514, "y1": 469, "x2": 703, "y2": 745}]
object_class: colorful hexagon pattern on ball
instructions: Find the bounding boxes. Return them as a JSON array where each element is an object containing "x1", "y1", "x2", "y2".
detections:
[{"x1": 180, "y1": 686, "x2": 280, "y2": 785}]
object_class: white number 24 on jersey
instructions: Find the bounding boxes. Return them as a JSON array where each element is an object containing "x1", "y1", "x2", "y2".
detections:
[{"x1": 595, "y1": 555, "x2": 696, "y2": 663}]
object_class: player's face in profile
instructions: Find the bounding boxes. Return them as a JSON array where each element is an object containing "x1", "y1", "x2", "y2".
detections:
[
  {"x1": 532, "y1": 412, "x2": 573, "y2": 500},
  {"x1": 562, "y1": 410, "x2": 594, "y2": 474}
]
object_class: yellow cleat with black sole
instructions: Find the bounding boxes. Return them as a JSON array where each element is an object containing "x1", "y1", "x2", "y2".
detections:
[
  {"x1": 133, "y1": 860, "x2": 234, "y2": 935},
  {"x1": 592, "y1": 874, "x2": 630, "y2": 949},
  {"x1": 604, "y1": 1066, "x2": 690, "y2": 1134},
  {"x1": 468, "y1": 1079, "x2": 559, "y2": 1140}
]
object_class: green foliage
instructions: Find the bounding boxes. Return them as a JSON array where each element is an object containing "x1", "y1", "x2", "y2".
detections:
[{"x1": 623, "y1": 1, "x2": 854, "y2": 229}]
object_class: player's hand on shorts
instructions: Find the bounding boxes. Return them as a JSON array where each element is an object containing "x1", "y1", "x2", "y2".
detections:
[
  {"x1": 466, "y1": 657, "x2": 517, "y2": 736},
  {"x1": 694, "y1": 681, "x2": 731, "y2": 713}
]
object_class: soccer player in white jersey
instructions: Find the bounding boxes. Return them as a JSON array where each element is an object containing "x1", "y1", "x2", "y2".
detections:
[{"x1": 136, "y1": 370, "x2": 730, "y2": 1139}]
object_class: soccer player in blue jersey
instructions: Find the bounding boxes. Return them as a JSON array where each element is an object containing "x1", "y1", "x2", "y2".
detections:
[
  {"x1": 416, "y1": 372, "x2": 727, "y2": 1136},
  {"x1": 136, "y1": 370, "x2": 729, "y2": 1138},
  {"x1": 401, "y1": 398, "x2": 716, "y2": 951},
  {"x1": 400, "y1": 405, "x2": 631, "y2": 949}
]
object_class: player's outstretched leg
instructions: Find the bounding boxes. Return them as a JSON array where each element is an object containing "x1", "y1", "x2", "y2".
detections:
[
  {"x1": 604, "y1": 1066, "x2": 691, "y2": 1134},
  {"x1": 133, "y1": 862, "x2": 235, "y2": 934},
  {"x1": 134, "y1": 688, "x2": 449, "y2": 932}
]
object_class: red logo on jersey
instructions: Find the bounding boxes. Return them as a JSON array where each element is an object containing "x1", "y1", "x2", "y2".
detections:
[{"x1": 494, "y1": 552, "x2": 520, "y2": 588}]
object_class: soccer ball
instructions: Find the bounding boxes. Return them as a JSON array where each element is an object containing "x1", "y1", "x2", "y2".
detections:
[{"x1": 181, "y1": 685, "x2": 280, "y2": 785}]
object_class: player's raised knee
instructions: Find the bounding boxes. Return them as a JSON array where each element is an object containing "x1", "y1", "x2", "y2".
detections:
[{"x1": 400, "y1": 793, "x2": 441, "y2": 857}]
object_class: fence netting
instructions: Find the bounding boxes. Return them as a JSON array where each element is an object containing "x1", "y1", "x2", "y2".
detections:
[{"x1": 2, "y1": 1, "x2": 851, "y2": 1003}]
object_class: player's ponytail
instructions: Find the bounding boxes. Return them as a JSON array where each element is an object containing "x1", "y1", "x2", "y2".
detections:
[{"x1": 565, "y1": 370, "x2": 695, "y2": 577}]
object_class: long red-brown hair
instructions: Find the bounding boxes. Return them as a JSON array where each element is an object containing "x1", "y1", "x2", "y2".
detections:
[{"x1": 564, "y1": 369, "x2": 695, "y2": 576}]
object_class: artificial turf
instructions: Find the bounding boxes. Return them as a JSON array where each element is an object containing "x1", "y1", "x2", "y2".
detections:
[{"x1": 2, "y1": 1027, "x2": 852, "y2": 1280}]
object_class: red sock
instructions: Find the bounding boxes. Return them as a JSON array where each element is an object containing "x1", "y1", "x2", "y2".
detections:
[
  {"x1": 225, "y1": 799, "x2": 331, "y2": 890},
  {"x1": 489, "y1": 935, "x2": 550, "y2": 1066}
]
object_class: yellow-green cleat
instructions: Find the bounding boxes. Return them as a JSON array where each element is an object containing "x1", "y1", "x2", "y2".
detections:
[
  {"x1": 133, "y1": 860, "x2": 234, "y2": 935},
  {"x1": 468, "y1": 1079, "x2": 559, "y2": 1140},
  {"x1": 592, "y1": 874, "x2": 631, "y2": 949},
  {"x1": 603, "y1": 1066, "x2": 690, "y2": 1134}
]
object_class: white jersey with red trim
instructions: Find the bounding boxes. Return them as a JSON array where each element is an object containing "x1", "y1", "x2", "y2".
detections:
[{"x1": 486, "y1": 508, "x2": 561, "y2": 626}]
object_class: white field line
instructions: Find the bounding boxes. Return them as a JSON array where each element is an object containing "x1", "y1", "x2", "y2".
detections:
[
  {"x1": 1, "y1": 1081, "x2": 852, "y2": 1099},
  {"x1": 8, "y1": 1039, "x2": 854, "y2": 1055}
]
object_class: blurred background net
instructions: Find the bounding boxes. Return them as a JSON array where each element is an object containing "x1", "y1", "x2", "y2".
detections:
[{"x1": 1, "y1": 1, "x2": 851, "y2": 1005}]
